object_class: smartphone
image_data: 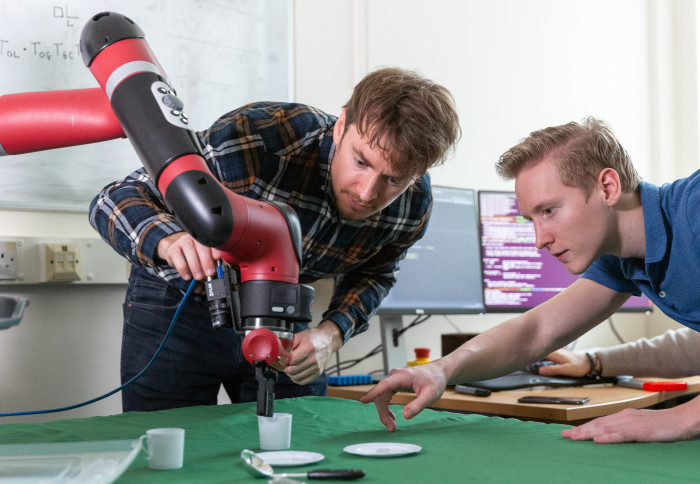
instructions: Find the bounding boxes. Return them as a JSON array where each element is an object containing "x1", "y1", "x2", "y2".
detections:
[{"x1": 517, "y1": 396, "x2": 590, "y2": 405}]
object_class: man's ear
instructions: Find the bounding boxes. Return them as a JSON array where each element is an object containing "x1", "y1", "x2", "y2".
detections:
[
  {"x1": 598, "y1": 168, "x2": 622, "y2": 206},
  {"x1": 333, "y1": 107, "x2": 347, "y2": 145}
]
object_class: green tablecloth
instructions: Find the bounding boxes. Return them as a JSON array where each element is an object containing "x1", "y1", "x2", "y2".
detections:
[{"x1": 1, "y1": 396, "x2": 697, "y2": 483}]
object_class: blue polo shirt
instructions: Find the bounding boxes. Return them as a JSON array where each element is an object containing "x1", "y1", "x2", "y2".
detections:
[{"x1": 581, "y1": 169, "x2": 700, "y2": 332}]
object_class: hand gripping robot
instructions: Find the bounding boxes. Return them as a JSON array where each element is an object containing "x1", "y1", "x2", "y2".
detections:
[{"x1": 0, "y1": 12, "x2": 314, "y2": 417}]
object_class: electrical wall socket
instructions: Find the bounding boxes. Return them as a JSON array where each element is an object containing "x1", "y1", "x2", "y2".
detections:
[{"x1": 0, "y1": 240, "x2": 19, "y2": 280}]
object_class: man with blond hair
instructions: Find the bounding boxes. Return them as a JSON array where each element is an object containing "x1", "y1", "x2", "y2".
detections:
[{"x1": 363, "y1": 117, "x2": 700, "y2": 444}]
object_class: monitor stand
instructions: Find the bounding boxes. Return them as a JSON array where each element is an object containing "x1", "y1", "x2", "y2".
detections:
[{"x1": 376, "y1": 314, "x2": 407, "y2": 381}]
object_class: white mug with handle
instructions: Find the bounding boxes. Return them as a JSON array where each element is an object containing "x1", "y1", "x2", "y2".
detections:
[{"x1": 139, "y1": 428, "x2": 185, "y2": 470}]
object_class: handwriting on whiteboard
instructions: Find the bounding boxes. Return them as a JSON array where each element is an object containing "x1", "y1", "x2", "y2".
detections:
[
  {"x1": 0, "y1": 0, "x2": 290, "y2": 211},
  {"x1": 0, "y1": 5, "x2": 79, "y2": 60}
]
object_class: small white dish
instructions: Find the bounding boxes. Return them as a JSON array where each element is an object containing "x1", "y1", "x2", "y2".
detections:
[
  {"x1": 343, "y1": 442, "x2": 422, "y2": 457},
  {"x1": 255, "y1": 450, "x2": 324, "y2": 467}
]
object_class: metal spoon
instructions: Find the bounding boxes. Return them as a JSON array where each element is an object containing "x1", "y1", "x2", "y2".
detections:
[{"x1": 240, "y1": 449, "x2": 365, "y2": 480}]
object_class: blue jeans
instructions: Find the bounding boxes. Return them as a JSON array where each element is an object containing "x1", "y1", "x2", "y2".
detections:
[{"x1": 121, "y1": 266, "x2": 327, "y2": 412}]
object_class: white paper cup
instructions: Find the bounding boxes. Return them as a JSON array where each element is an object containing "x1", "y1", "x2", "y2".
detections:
[
  {"x1": 258, "y1": 413, "x2": 292, "y2": 450},
  {"x1": 139, "y1": 428, "x2": 185, "y2": 470}
]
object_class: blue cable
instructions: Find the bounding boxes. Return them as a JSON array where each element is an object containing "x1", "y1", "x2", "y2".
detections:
[{"x1": 0, "y1": 279, "x2": 198, "y2": 417}]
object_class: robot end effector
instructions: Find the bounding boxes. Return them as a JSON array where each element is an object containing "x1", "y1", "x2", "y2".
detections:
[{"x1": 205, "y1": 262, "x2": 314, "y2": 417}]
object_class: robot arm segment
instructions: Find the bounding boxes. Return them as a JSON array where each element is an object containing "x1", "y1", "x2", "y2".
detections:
[
  {"x1": 80, "y1": 12, "x2": 303, "y2": 284},
  {"x1": 0, "y1": 88, "x2": 123, "y2": 155}
]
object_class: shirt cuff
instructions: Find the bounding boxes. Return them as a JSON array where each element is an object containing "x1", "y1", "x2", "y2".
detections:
[
  {"x1": 323, "y1": 312, "x2": 354, "y2": 344},
  {"x1": 137, "y1": 222, "x2": 183, "y2": 267}
]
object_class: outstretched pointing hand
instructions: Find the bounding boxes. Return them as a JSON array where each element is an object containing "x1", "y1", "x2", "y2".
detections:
[{"x1": 360, "y1": 363, "x2": 447, "y2": 432}]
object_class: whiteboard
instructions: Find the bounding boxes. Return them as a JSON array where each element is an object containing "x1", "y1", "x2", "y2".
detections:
[{"x1": 0, "y1": 0, "x2": 292, "y2": 211}]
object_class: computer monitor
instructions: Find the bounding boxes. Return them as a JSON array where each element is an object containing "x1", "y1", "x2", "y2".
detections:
[
  {"x1": 478, "y1": 191, "x2": 653, "y2": 313},
  {"x1": 377, "y1": 186, "x2": 485, "y2": 315},
  {"x1": 375, "y1": 186, "x2": 484, "y2": 378}
]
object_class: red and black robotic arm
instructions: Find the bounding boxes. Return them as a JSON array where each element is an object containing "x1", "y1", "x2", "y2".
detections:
[{"x1": 0, "y1": 11, "x2": 313, "y2": 417}]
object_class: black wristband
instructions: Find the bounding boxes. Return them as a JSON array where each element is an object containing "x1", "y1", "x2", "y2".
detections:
[{"x1": 585, "y1": 352, "x2": 601, "y2": 379}]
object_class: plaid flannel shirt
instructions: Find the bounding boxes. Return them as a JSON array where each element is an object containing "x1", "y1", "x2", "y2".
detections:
[{"x1": 89, "y1": 102, "x2": 432, "y2": 341}]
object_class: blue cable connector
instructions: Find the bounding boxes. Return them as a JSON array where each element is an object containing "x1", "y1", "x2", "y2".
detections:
[{"x1": 328, "y1": 374, "x2": 373, "y2": 386}]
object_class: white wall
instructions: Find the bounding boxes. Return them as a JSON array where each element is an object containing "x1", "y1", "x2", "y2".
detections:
[
  {"x1": 0, "y1": 212, "x2": 124, "y2": 423},
  {"x1": 295, "y1": 0, "x2": 694, "y2": 376},
  {"x1": 0, "y1": 0, "x2": 696, "y2": 422}
]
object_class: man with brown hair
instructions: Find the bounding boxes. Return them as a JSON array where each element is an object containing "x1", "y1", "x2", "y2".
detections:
[
  {"x1": 90, "y1": 67, "x2": 461, "y2": 411},
  {"x1": 362, "y1": 117, "x2": 700, "y2": 444}
]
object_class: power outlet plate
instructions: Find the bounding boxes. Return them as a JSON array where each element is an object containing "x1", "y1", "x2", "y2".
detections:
[
  {"x1": 41, "y1": 243, "x2": 82, "y2": 282},
  {"x1": 0, "y1": 241, "x2": 19, "y2": 280}
]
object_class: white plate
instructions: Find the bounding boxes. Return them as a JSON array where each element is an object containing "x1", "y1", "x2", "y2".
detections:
[
  {"x1": 343, "y1": 442, "x2": 422, "y2": 457},
  {"x1": 256, "y1": 451, "x2": 324, "y2": 467}
]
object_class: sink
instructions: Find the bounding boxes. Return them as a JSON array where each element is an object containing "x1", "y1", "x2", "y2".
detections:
[{"x1": 0, "y1": 295, "x2": 29, "y2": 330}]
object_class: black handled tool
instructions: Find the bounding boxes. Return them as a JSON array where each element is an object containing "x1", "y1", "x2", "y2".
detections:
[{"x1": 285, "y1": 469, "x2": 365, "y2": 480}]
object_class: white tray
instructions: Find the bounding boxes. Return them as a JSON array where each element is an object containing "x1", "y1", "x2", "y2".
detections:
[{"x1": 0, "y1": 439, "x2": 142, "y2": 483}]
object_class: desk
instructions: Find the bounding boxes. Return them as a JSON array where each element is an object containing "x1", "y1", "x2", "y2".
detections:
[
  {"x1": 329, "y1": 376, "x2": 700, "y2": 425},
  {"x1": 1, "y1": 396, "x2": 699, "y2": 483}
]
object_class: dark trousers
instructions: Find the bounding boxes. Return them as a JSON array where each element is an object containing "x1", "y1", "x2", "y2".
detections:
[{"x1": 120, "y1": 266, "x2": 327, "y2": 412}]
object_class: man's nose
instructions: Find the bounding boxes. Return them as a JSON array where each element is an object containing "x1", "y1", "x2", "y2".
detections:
[
  {"x1": 357, "y1": 174, "x2": 380, "y2": 201},
  {"x1": 533, "y1": 222, "x2": 552, "y2": 250}
]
